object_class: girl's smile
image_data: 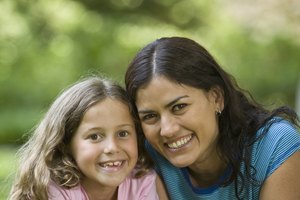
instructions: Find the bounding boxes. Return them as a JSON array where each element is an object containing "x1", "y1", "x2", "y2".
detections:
[
  {"x1": 98, "y1": 160, "x2": 126, "y2": 172},
  {"x1": 70, "y1": 98, "x2": 138, "y2": 188}
]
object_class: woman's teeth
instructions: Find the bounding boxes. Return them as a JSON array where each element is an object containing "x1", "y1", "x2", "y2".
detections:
[
  {"x1": 167, "y1": 135, "x2": 192, "y2": 149},
  {"x1": 100, "y1": 161, "x2": 122, "y2": 168}
]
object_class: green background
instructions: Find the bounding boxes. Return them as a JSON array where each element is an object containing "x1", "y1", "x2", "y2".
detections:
[{"x1": 1, "y1": 0, "x2": 299, "y2": 199}]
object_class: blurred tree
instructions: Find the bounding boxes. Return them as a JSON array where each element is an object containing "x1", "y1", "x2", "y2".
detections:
[
  {"x1": 73, "y1": 0, "x2": 210, "y2": 29},
  {"x1": 0, "y1": 0, "x2": 299, "y2": 144},
  {"x1": 214, "y1": 0, "x2": 300, "y2": 108}
]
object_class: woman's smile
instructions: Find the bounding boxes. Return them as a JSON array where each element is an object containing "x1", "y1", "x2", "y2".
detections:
[
  {"x1": 165, "y1": 134, "x2": 194, "y2": 150},
  {"x1": 136, "y1": 76, "x2": 222, "y2": 168}
]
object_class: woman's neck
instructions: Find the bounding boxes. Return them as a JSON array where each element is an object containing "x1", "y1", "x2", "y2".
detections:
[{"x1": 188, "y1": 151, "x2": 227, "y2": 188}]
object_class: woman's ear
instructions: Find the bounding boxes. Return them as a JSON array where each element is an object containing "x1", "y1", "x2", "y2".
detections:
[{"x1": 209, "y1": 86, "x2": 224, "y2": 112}]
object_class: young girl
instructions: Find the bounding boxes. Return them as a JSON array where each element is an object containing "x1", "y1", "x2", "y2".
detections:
[{"x1": 9, "y1": 76, "x2": 169, "y2": 200}]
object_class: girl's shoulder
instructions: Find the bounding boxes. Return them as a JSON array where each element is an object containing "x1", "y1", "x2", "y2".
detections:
[
  {"x1": 118, "y1": 169, "x2": 159, "y2": 200},
  {"x1": 48, "y1": 180, "x2": 89, "y2": 200}
]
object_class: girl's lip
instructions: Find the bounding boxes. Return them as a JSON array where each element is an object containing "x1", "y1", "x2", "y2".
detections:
[
  {"x1": 99, "y1": 160, "x2": 124, "y2": 167},
  {"x1": 99, "y1": 160, "x2": 125, "y2": 172}
]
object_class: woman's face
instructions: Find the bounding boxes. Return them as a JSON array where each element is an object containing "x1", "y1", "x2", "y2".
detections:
[
  {"x1": 136, "y1": 76, "x2": 224, "y2": 168},
  {"x1": 70, "y1": 98, "x2": 138, "y2": 190}
]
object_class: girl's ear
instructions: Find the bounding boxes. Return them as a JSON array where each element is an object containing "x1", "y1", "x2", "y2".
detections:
[{"x1": 208, "y1": 86, "x2": 224, "y2": 112}]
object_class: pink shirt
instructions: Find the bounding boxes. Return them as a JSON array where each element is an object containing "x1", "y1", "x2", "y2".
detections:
[{"x1": 48, "y1": 170, "x2": 159, "y2": 200}]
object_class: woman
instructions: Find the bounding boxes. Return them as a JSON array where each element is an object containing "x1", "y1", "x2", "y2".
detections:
[{"x1": 125, "y1": 37, "x2": 300, "y2": 199}]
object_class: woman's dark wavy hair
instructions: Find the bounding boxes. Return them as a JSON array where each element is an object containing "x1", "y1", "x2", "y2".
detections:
[{"x1": 125, "y1": 36, "x2": 299, "y2": 199}]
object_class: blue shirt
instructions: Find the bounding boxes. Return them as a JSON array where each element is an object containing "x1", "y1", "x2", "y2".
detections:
[{"x1": 146, "y1": 120, "x2": 300, "y2": 200}]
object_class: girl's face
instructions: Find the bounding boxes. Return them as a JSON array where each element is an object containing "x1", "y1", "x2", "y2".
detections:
[
  {"x1": 70, "y1": 98, "x2": 138, "y2": 190},
  {"x1": 136, "y1": 76, "x2": 224, "y2": 168}
]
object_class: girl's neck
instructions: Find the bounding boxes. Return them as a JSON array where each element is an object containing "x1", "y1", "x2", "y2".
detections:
[{"x1": 81, "y1": 181, "x2": 118, "y2": 200}]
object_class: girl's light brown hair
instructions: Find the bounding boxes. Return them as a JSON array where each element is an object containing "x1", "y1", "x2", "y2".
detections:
[{"x1": 9, "y1": 75, "x2": 152, "y2": 200}]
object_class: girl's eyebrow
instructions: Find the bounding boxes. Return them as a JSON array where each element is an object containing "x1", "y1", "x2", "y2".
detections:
[
  {"x1": 87, "y1": 124, "x2": 133, "y2": 130},
  {"x1": 138, "y1": 95, "x2": 189, "y2": 114},
  {"x1": 115, "y1": 124, "x2": 134, "y2": 128}
]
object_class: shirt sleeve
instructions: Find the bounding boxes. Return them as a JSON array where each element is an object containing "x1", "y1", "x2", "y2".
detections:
[
  {"x1": 254, "y1": 120, "x2": 300, "y2": 180},
  {"x1": 265, "y1": 121, "x2": 300, "y2": 176}
]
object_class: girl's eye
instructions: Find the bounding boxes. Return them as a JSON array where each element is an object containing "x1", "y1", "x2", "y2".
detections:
[
  {"x1": 89, "y1": 133, "x2": 102, "y2": 141},
  {"x1": 118, "y1": 131, "x2": 129, "y2": 138},
  {"x1": 172, "y1": 104, "x2": 187, "y2": 112}
]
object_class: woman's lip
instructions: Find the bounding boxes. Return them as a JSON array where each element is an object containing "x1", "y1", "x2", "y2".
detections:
[{"x1": 164, "y1": 134, "x2": 194, "y2": 150}]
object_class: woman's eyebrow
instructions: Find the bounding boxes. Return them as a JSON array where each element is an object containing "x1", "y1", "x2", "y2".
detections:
[
  {"x1": 165, "y1": 95, "x2": 189, "y2": 108},
  {"x1": 138, "y1": 109, "x2": 153, "y2": 114},
  {"x1": 138, "y1": 95, "x2": 189, "y2": 114}
]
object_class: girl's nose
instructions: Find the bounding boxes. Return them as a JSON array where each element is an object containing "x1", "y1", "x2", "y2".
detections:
[
  {"x1": 103, "y1": 137, "x2": 119, "y2": 154},
  {"x1": 160, "y1": 115, "x2": 180, "y2": 137}
]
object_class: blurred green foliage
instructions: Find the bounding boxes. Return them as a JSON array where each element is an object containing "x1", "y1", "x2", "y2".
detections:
[
  {"x1": 0, "y1": 146, "x2": 17, "y2": 199},
  {"x1": 0, "y1": 0, "x2": 299, "y2": 144}
]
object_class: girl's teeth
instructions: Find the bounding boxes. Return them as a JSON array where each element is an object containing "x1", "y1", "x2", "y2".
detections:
[
  {"x1": 167, "y1": 135, "x2": 192, "y2": 149},
  {"x1": 101, "y1": 161, "x2": 122, "y2": 168},
  {"x1": 114, "y1": 161, "x2": 121, "y2": 166}
]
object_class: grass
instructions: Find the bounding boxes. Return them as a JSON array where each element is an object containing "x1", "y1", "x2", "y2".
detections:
[{"x1": 0, "y1": 145, "x2": 18, "y2": 200}]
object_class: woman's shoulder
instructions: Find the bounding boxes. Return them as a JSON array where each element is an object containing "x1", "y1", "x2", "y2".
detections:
[
  {"x1": 255, "y1": 118, "x2": 300, "y2": 154},
  {"x1": 252, "y1": 118, "x2": 300, "y2": 178},
  {"x1": 258, "y1": 118, "x2": 300, "y2": 141}
]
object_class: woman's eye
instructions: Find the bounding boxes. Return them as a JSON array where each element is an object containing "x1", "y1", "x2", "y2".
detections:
[
  {"x1": 142, "y1": 113, "x2": 156, "y2": 121},
  {"x1": 118, "y1": 131, "x2": 129, "y2": 138},
  {"x1": 172, "y1": 104, "x2": 187, "y2": 112}
]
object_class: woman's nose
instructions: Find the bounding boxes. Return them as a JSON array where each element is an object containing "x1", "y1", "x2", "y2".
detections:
[
  {"x1": 103, "y1": 137, "x2": 119, "y2": 154},
  {"x1": 160, "y1": 115, "x2": 180, "y2": 137}
]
